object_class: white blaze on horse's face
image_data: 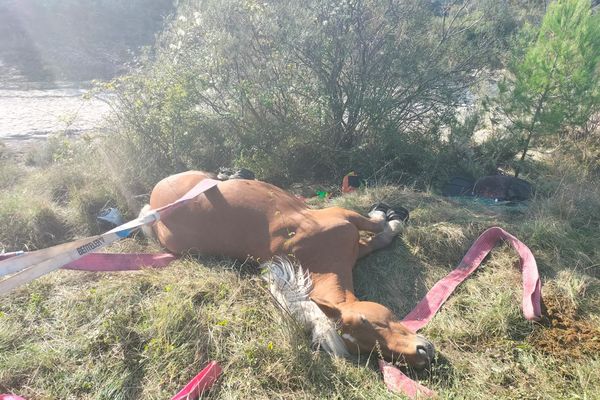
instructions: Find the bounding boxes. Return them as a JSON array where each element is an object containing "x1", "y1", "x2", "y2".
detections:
[{"x1": 337, "y1": 301, "x2": 435, "y2": 369}]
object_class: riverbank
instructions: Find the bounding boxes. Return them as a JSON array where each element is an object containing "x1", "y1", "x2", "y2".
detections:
[{"x1": 0, "y1": 83, "x2": 111, "y2": 148}]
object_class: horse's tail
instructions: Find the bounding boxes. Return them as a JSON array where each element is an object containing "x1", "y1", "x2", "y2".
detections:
[
  {"x1": 138, "y1": 204, "x2": 157, "y2": 241},
  {"x1": 261, "y1": 256, "x2": 349, "y2": 358}
]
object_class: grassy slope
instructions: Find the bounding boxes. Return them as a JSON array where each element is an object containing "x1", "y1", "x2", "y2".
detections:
[{"x1": 0, "y1": 140, "x2": 599, "y2": 399}]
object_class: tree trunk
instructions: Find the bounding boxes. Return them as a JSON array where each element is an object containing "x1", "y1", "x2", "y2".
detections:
[{"x1": 514, "y1": 54, "x2": 559, "y2": 178}]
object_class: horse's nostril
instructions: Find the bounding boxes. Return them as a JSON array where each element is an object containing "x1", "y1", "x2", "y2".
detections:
[{"x1": 416, "y1": 342, "x2": 435, "y2": 362}]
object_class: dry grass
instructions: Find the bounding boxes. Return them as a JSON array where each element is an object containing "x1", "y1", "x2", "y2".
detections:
[{"x1": 1, "y1": 139, "x2": 599, "y2": 399}]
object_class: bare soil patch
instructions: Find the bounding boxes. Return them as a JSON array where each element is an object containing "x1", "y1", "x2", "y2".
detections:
[{"x1": 529, "y1": 292, "x2": 600, "y2": 359}]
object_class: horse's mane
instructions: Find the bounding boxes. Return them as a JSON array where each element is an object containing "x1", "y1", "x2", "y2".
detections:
[{"x1": 262, "y1": 256, "x2": 349, "y2": 358}]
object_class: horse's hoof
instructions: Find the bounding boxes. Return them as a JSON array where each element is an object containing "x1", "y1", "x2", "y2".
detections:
[
  {"x1": 230, "y1": 168, "x2": 256, "y2": 180},
  {"x1": 370, "y1": 202, "x2": 391, "y2": 214},
  {"x1": 386, "y1": 207, "x2": 409, "y2": 222},
  {"x1": 217, "y1": 167, "x2": 256, "y2": 180}
]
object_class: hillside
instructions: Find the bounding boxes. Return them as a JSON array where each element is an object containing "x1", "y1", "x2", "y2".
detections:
[{"x1": 0, "y1": 139, "x2": 599, "y2": 399}]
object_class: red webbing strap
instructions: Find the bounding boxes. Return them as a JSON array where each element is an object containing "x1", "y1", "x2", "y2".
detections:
[
  {"x1": 382, "y1": 226, "x2": 543, "y2": 398},
  {"x1": 402, "y1": 226, "x2": 542, "y2": 331},
  {"x1": 171, "y1": 361, "x2": 222, "y2": 400},
  {"x1": 0, "y1": 252, "x2": 177, "y2": 271},
  {"x1": 62, "y1": 253, "x2": 178, "y2": 271},
  {"x1": 379, "y1": 360, "x2": 435, "y2": 398},
  {"x1": 0, "y1": 395, "x2": 26, "y2": 400}
]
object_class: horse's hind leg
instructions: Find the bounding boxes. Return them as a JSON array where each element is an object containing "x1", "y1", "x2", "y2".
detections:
[
  {"x1": 341, "y1": 207, "x2": 387, "y2": 234},
  {"x1": 336, "y1": 205, "x2": 406, "y2": 259},
  {"x1": 356, "y1": 207, "x2": 408, "y2": 259},
  {"x1": 357, "y1": 224, "x2": 402, "y2": 258}
]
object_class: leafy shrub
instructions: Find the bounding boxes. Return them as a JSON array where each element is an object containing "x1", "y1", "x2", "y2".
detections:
[{"x1": 105, "y1": 0, "x2": 532, "y2": 188}]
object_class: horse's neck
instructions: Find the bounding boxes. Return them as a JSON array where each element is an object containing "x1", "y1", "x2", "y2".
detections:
[{"x1": 310, "y1": 271, "x2": 358, "y2": 305}]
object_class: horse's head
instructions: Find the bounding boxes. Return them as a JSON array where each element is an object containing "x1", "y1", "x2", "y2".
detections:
[{"x1": 315, "y1": 298, "x2": 435, "y2": 369}]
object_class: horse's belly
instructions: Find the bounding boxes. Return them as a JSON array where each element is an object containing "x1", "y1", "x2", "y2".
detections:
[
  {"x1": 154, "y1": 210, "x2": 273, "y2": 259},
  {"x1": 149, "y1": 173, "x2": 305, "y2": 260}
]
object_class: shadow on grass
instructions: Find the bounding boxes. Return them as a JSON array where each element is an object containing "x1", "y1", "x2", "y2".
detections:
[{"x1": 353, "y1": 240, "x2": 430, "y2": 318}]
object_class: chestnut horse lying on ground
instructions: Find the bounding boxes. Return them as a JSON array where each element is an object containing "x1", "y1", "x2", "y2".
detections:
[{"x1": 142, "y1": 171, "x2": 435, "y2": 369}]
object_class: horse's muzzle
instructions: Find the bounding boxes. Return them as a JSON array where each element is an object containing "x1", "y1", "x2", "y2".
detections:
[{"x1": 414, "y1": 335, "x2": 435, "y2": 368}]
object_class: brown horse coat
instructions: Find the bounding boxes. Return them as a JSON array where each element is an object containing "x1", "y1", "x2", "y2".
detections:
[{"x1": 146, "y1": 171, "x2": 434, "y2": 368}]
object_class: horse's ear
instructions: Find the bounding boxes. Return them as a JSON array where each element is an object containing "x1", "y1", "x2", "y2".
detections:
[{"x1": 311, "y1": 297, "x2": 341, "y2": 320}]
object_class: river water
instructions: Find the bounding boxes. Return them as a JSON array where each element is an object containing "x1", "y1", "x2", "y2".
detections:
[{"x1": 0, "y1": 83, "x2": 111, "y2": 142}]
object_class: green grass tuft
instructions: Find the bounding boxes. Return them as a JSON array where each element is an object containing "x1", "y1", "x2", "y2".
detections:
[{"x1": 0, "y1": 191, "x2": 72, "y2": 251}]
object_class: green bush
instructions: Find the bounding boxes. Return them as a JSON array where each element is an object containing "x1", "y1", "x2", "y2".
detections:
[{"x1": 104, "y1": 0, "x2": 535, "y2": 188}]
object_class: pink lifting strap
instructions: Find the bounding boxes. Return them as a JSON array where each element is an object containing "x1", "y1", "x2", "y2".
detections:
[
  {"x1": 402, "y1": 226, "x2": 542, "y2": 331},
  {"x1": 61, "y1": 253, "x2": 178, "y2": 271},
  {"x1": 382, "y1": 226, "x2": 543, "y2": 398},
  {"x1": 0, "y1": 252, "x2": 177, "y2": 271}
]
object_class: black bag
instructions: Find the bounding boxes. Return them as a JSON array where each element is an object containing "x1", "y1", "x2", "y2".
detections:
[{"x1": 473, "y1": 175, "x2": 533, "y2": 201}]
